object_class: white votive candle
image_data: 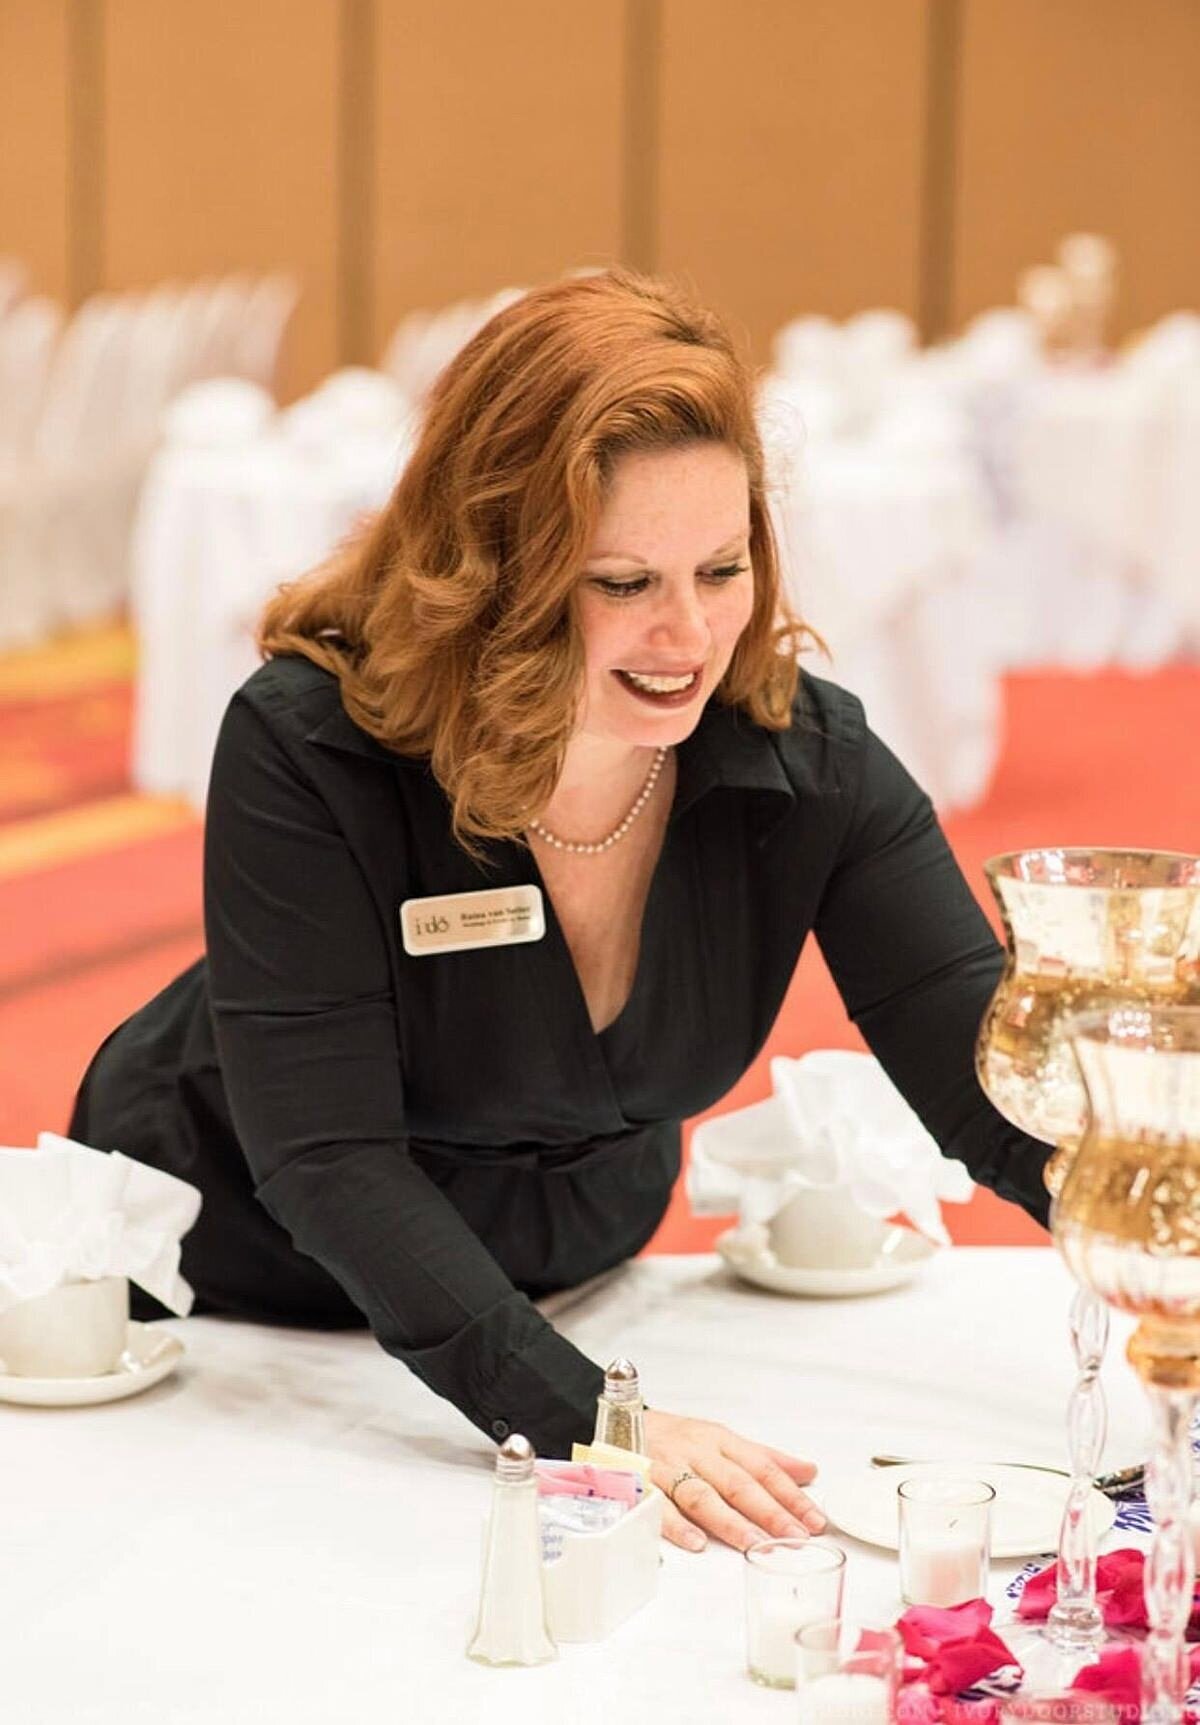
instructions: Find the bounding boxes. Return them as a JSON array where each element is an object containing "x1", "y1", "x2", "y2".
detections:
[
  {"x1": 799, "y1": 1671, "x2": 891, "y2": 1725},
  {"x1": 903, "y1": 1533, "x2": 985, "y2": 1606},
  {"x1": 744, "y1": 1537, "x2": 847, "y2": 1690},
  {"x1": 898, "y1": 1476, "x2": 994, "y2": 1608},
  {"x1": 747, "y1": 1602, "x2": 820, "y2": 1687}
]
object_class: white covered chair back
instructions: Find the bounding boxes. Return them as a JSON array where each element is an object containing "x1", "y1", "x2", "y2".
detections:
[
  {"x1": 232, "y1": 274, "x2": 299, "y2": 390},
  {"x1": 381, "y1": 285, "x2": 524, "y2": 405},
  {"x1": 0, "y1": 296, "x2": 63, "y2": 462},
  {"x1": 277, "y1": 367, "x2": 408, "y2": 451},
  {"x1": 0, "y1": 258, "x2": 28, "y2": 318},
  {"x1": 31, "y1": 296, "x2": 130, "y2": 465},
  {"x1": 772, "y1": 315, "x2": 841, "y2": 382},
  {"x1": 162, "y1": 378, "x2": 276, "y2": 449}
]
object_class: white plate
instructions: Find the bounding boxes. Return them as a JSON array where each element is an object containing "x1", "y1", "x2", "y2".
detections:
[
  {"x1": 716, "y1": 1227, "x2": 936, "y2": 1297},
  {"x1": 0, "y1": 1322, "x2": 184, "y2": 1407},
  {"x1": 819, "y1": 1461, "x2": 1116, "y2": 1560}
]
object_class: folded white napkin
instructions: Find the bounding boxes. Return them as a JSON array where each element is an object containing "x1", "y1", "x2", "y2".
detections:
[
  {"x1": 688, "y1": 1050, "x2": 973, "y2": 1246},
  {"x1": 0, "y1": 1133, "x2": 202, "y2": 1316}
]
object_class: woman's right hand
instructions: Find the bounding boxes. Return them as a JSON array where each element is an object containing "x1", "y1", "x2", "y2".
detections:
[{"x1": 643, "y1": 1408, "x2": 825, "y2": 1552}]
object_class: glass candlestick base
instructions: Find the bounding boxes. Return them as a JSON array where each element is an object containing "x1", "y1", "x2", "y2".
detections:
[{"x1": 994, "y1": 1619, "x2": 1135, "y2": 1697}]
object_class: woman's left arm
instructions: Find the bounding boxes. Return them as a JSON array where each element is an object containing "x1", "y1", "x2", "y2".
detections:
[{"x1": 812, "y1": 725, "x2": 1052, "y2": 1226}]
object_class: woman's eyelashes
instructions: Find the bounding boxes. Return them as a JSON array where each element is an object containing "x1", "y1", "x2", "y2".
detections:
[
  {"x1": 590, "y1": 575, "x2": 652, "y2": 598},
  {"x1": 588, "y1": 562, "x2": 749, "y2": 600}
]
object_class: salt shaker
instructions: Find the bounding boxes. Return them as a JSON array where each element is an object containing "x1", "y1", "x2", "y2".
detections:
[
  {"x1": 592, "y1": 1357, "x2": 647, "y2": 1454},
  {"x1": 467, "y1": 1433, "x2": 557, "y2": 1667}
]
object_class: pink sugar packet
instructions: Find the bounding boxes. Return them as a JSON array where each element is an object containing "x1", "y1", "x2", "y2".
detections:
[{"x1": 534, "y1": 1460, "x2": 640, "y2": 1504}]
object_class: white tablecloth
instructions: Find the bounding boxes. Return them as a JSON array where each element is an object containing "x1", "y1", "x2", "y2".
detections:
[
  {"x1": 770, "y1": 440, "x2": 1001, "y2": 811},
  {"x1": 988, "y1": 365, "x2": 1198, "y2": 671},
  {"x1": 130, "y1": 433, "x2": 407, "y2": 809},
  {"x1": 3, "y1": 1247, "x2": 1146, "y2": 1725}
]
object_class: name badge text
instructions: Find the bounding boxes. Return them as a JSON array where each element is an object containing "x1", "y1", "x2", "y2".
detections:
[{"x1": 399, "y1": 884, "x2": 545, "y2": 956}]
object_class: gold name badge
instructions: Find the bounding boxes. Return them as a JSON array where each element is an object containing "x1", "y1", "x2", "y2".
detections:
[{"x1": 399, "y1": 884, "x2": 546, "y2": 957}]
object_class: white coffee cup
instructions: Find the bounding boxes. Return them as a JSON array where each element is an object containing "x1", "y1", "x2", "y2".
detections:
[
  {"x1": 0, "y1": 1276, "x2": 129, "y2": 1378},
  {"x1": 767, "y1": 1187, "x2": 903, "y2": 1271}
]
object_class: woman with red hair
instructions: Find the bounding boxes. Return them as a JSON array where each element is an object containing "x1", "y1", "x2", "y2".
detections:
[{"x1": 71, "y1": 269, "x2": 1049, "y2": 1553}]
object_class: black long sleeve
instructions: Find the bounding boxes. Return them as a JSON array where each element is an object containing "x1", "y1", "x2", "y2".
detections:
[{"x1": 204, "y1": 693, "x2": 604, "y2": 1454}]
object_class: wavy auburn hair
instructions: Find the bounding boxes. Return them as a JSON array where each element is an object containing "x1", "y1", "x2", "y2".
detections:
[{"x1": 259, "y1": 268, "x2": 816, "y2": 849}]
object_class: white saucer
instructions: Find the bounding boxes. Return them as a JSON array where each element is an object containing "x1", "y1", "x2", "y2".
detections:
[
  {"x1": 819, "y1": 1460, "x2": 1116, "y2": 1559},
  {"x1": 0, "y1": 1322, "x2": 184, "y2": 1407},
  {"x1": 716, "y1": 1227, "x2": 936, "y2": 1297}
]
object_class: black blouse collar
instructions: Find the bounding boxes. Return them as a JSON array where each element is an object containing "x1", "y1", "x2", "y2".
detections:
[
  {"x1": 672, "y1": 696, "x2": 796, "y2": 820},
  {"x1": 307, "y1": 691, "x2": 799, "y2": 819}
]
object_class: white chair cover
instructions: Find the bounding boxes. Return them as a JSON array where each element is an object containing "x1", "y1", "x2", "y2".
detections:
[
  {"x1": 162, "y1": 378, "x2": 277, "y2": 447},
  {"x1": 277, "y1": 367, "x2": 409, "y2": 449},
  {"x1": 0, "y1": 258, "x2": 27, "y2": 318},
  {"x1": 232, "y1": 274, "x2": 299, "y2": 391},
  {"x1": 381, "y1": 286, "x2": 524, "y2": 405},
  {"x1": 0, "y1": 275, "x2": 297, "y2": 648},
  {"x1": 771, "y1": 314, "x2": 841, "y2": 382},
  {"x1": 0, "y1": 297, "x2": 62, "y2": 462}
]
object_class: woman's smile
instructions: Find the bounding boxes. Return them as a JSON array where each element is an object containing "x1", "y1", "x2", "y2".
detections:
[{"x1": 613, "y1": 665, "x2": 704, "y2": 706}]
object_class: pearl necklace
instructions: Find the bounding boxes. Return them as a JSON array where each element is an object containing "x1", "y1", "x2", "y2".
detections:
[{"x1": 528, "y1": 747, "x2": 668, "y2": 855}]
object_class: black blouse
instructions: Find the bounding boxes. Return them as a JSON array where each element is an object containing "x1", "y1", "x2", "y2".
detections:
[{"x1": 74, "y1": 654, "x2": 1050, "y2": 1457}]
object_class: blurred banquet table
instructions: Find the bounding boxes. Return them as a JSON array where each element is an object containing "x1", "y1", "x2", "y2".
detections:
[
  {"x1": 769, "y1": 432, "x2": 1001, "y2": 812},
  {"x1": 993, "y1": 362, "x2": 1197, "y2": 673},
  {"x1": 130, "y1": 429, "x2": 408, "y2": 810},
  {"x1": 2, "y1": 1247, "x2": 1147, "y2": 1725}
]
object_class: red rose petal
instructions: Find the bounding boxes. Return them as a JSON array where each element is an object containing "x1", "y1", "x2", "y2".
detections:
[
  {"x1": 927, "y1": 1627, "x2": 1021, "y2": 1695},
  {"x1": 900, "y1": 1599, "x2": 996, "y2": 1659},
  {"x1": 1071, "y1": 1644, "x2": 1142, "y2": 1717},
  {"x1": 1016, "y1": 1562, "x2": 1058, "y2": 1621}
]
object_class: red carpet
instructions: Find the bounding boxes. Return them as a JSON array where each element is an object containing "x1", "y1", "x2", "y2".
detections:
[
  {"x1": 0, "y1": 626, "x2": 135, "y2": 825},
  {"x1": 1, "y1": 634, "x2": 1197, "y2": 1253}
]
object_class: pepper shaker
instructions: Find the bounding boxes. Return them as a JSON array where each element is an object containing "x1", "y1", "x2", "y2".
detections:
[{"x1": 592, "y1": 1357, "x2": 647, "y2": 1455}]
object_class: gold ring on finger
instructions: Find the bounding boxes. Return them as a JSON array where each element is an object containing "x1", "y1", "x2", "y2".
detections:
[{"x1": 668, "y1": 1467, "x2": 702, "y2": 1506}]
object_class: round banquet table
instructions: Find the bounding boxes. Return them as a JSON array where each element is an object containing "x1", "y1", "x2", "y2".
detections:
[
  {"x1": 3, "y1": 1246, "x2": 1148, "y2": 1725},
  {"x1": 129, "y1": 431, "x2": 408, "y2": 812}
]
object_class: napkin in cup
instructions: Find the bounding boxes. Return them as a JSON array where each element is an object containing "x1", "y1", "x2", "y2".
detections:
[
  {"x1": 687, "y1": 1050, "x2": 973, "y2": 1253},
  {"x1": 0, "y1": 1132, "x2": 202, "y2": 1316}
]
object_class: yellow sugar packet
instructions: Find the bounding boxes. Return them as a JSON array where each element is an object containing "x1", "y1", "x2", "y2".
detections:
[{"x1": 571, "y1": 1441, "x2": 652, "y2": 1481}]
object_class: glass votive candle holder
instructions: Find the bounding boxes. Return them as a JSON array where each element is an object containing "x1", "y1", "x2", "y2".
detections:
[
  {"x1": 898, "y1": 1476, "x2": 995, "y2": 1607},
  {"x1": 743, "y1": 1536, "x2": 847, "y2": 1689},
  {"x1": 796, "y1": 1618, "x2": 902, "y2": 1725}
]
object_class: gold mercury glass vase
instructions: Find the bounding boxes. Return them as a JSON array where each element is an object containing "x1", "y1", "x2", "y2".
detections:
[
  {"x1": 976, "y1": 850, "x2": 1200, "y2": 1671},
  {"x1": 1057, "y1": 1006, "x2": 1200, "y2": 1725}
]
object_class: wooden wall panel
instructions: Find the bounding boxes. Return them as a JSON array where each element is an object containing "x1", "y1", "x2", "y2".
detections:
[
  {"x1": 0, "y1": 0, "x2": 71, "y2": 301},
  {"x1": 8, "y1": 0, "x2": 1200, "y2": 400},
  {"x1": 656, "y1": 0, "x2": 931, "y2": 360},
  {"x1": 954, "y1": 0, "x2": 1200, "y2": 339},
  {"x1": 371, "y1": 0, "x2": 625, "y2": 358},
  {"x1": 100, "y1": 0, "x2": 341, "y2": 396}
]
